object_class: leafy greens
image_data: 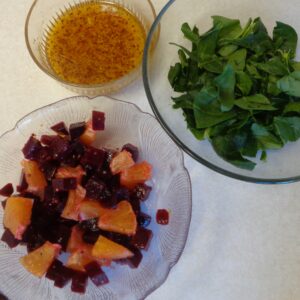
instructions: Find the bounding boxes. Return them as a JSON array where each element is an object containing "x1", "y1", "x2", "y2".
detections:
[{"x1": 168, "y1": 16, "x2": 300, "y2": 170}]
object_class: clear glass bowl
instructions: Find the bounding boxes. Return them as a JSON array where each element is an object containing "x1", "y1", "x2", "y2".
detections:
[
  {"x1": 25, "y1": 0, "x2": 158, "y2": 95},
  {"x1": 0, "y1": 96, "x2": 191, "y2": 299},
  {"x1": 143, "y1": 0, "x2": 300, "y2": 184}
]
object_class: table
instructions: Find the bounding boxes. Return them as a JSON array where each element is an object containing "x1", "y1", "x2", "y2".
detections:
[{"x1": 0, "y1": 1, "x2": 300, "y2": 300}]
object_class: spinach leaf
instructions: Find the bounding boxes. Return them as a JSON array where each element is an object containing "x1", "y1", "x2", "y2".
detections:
[
  {"x1": 274, "y1": 116, "x2": 300, "y2": 143},
  {"x1": 181, "y1": 23, "x2": 200, "y2": 44},
  {"x1": 236, "y1": 71, "x2": 252, "y2": 95},
  {"x1": 228, "y1": 49, "x2": 247, "y2": 71},
  {"x1": 277, "y1": 71, "x2": 300, "y2": 97},
  {"x1": 198, "y1": 29, "x2": 219, "y2": 61},
  {"x1": 283, "y1": 102, "x2": 300, "y2": 114},
  {"x1": 212, "y1": 16, "x2": 242, "y2": 40},
  {"x1": 214, "y1": 64, "x2": 236, "y2": 111},
  {"x1": 235, "y1": 94, "x2": 277, "y2": 111},
  {"x1": 254, "y1": 57, "x2": 289, "y2": 76},
  {"x1": 273, "y1": 21, "x2": 298, "y2": 59},
  {"x1": 251, "y1": 123, "x2": 283, "y2": 149}
]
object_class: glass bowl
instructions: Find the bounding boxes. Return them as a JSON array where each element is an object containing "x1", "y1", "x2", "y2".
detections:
[
  {"x1": 0, "y1": 96, "x2": 191, "y2": 299},
  {"x1": 25, "y1": 0, "x2": 158, "y2": 95},
  {"x1": 143, "y1": 0, "x2": 300, "y2": 184}
]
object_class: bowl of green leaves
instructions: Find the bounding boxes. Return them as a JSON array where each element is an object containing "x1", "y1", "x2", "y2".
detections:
[{"x1": 143, "y1": 0, "x2": 300, "y2": 183}]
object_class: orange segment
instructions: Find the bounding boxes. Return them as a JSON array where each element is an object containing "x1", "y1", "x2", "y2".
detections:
[
  {"x1": 3, "y1": 196, "x2": 34, "y2": 240},
  {"x1": 120, "y1": 161, "x2": 152, "y2": 189},
  {"x1": 61, "y1": 185, "x2": 86, "y2": 221},
  {"x1": 20, "y1": 242, "x2": 61, "y2": 277},
  {"x1": 67, "y1": 226, "x2": 86, "y2": 253},
  {"x1": 79, "y1": 199, "x2": 110, "y2": 220},
  {"x1": 55, "y1": 165, "x2": 85, "y2": 184},
  {"x1": 80, "y1": 120, "x2": 96, "y2": 146},
  {"x1": 22, "y1": 160, "x2": 47, "y2": 196},
  {"x1": 92, "y1": 235, "x2": 133, "y2": 260},
  {"x1": 110, "y1": 150, "x2": 135, "y2": 175},
  {"x1": 98, "y1": 200, "x2": 137, "y2": 236},
  {"x1": 66, "y1": 246, "x2": 94, "y2": 272}
]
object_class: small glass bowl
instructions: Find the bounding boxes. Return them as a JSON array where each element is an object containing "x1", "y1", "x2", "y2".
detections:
[
  {"x1": 25, "y1": 0, "x2": 158, "y2": 95},
  {"x1": 0, "y1": 96, "x2": 192, "y2": 299}
]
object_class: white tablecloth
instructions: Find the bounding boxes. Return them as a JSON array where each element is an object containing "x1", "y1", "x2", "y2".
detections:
[{"x1": 0, "y1": 1, "x2": 299, "y2": 300}]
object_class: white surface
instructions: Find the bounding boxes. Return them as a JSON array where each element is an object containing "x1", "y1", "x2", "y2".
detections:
[{"x1": 0, "y1": 1, "x2": 300, "y2": 300}]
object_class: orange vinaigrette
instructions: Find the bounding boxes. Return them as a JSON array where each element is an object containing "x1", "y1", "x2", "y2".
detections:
[{"x1": 45, "y1": 1, "x2": 146, "y2": 85}]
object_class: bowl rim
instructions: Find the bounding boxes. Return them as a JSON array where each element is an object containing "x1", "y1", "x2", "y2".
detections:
[
  {"x1": 142, "y1": 0, "x2": 300, "y2": 185},
  {"x1": 24, "y1": 0, "x2": 158, "y2": 90},
  {"x1": 0, "y1": 95, "x2": 192, "y2": 300}
]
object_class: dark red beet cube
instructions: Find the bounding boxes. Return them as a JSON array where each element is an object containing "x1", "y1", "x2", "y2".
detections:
[
  {"x1": 80, "y1": 146, "x2": 105, "y2": 170},
  {"x1": 35, "y1": 146, "x2": 52, "y2": 164},
  {"x1": 1, "y1": 200, "x2": 6, "y2": 209},
  {"x1": 41, "y1": 135, "x2": 56, "y2": 146},
  {"x1": 1, "y1": 229, "x2": 20, "y2": 248},
  {"x1": 92, "y1": 111, "x2": 105, "y2": 131},
  {"x1": 85, "y1": 261, "x2": 109, "y2": 286},
  {"x1": 113, "y1": 187, "x2": 130, "y2": 202},
  {"x1": 51, "y1": 121, "x2": 69, "y2": 136},
  {"x1": 49, "y1": 224, "x2": 72, "y2": 251},
  {"x1": 127, "y1": 246, "x2": 143, "y2": 268},
  {"x1": 22, "y1": 135, "x2": 42, "y2": 160},
  {"x1": 50, "y1": 136, "x2": 70, "y2": 160},
  {"x1": 54, "y1": 266, "x2": 73, "y2": 288},
  {"x1": 52, "y1": 178, "x2": 77, "y2": 191},
  {"x1": 129, "y1": 197, "x2": 140, "y2": 214},
  {"x1": 132, "y1": 184, "x2": 152, "y2": 202},
  {"x1": 82, "y1": 230, "x2": 100, "y2": 244},
  {"x1": 85, "y1": 178, "x2": 111, "y2": 204},
  {"x1": 79, "y1": 218, "x2": 99, "y2": 232},
  {"x1": 122, "y1": 143, "x2": 139, "y2": 162},
  {"x1": 0, "y1": 183, "x2": 13, "y2": 197},
  {"x1": 46, "y1": 259, "x2": 63, "y2": 281},
  {"x1": 40, "y1": 160, "x2": 58, "y2": 181},
  {"x1": 137, "y1": 212, "x2": 151, "y2": 228},
  {"x1": 69, "y1": 122, "x2": 86, "y2": 140},
  {"x1": 71, "y1": 271, "x2": 88, "y2": 294},
  {"x1": 156, "y1": 209, "x2": 169, "y2": 225},
  {"x1": 62, "y1": 141, "x2": 85, "y2": 167},
  {"x1": 16, "y1": 172, "x2": 28, "y2": 193},
  {"x1": 131, "y1": 227, "x2": 153, "y2": 250}
]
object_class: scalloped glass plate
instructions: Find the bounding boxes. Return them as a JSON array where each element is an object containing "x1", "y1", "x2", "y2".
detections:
[{"x1": 0, "y1": 96, "x2": 191, "y2": 300}]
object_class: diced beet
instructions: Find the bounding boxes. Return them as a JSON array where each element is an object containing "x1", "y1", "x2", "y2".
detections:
[
  {"x1": 40, "y1": 135, "x2": 56, "y2": 146},
  {"x1": 122, "y1": 143, "x2": 139, "y2": 162},
  {"x1": 1, "y1": 229, "x2": 20, "y2": 248},
  {"x1": 50, "y1": 136, "x2": 70, "y2": 160},
  {"x1": 113, "y1": 187, "x2": 130, "y2": 202},
  {"x1": 85, "y1": 261, "x2": 109, "y2": 286},
  {"x1": 51, "y1": 121, "x2": 69, "y2": 136},
  {"x1": 92, "y1": 111, "x2": 105, "y2": 131},
  {"x1": 22, "y1": 226, "x2": 46, "y2": 252},
  {"x1": 97, "y1": 168, "x2": 113, "y2": 181},
  {"x1": 71, "y1": 271, "x2": 88, "y2": 294},
  {"x1": 22, "y1": 135, "x2": 42, "y2": 160},
  {"x1": 46, "y1": 259, "x2": 63, "y2": 280},
  {"x1": 137, "y1": 212, "x2": 151, "y2": 228},
  {"x1": 80, "y1": 146, "x2": 105, "y2": 170},
  {"x1": 48, "y1": 224, "x2": 71, "y2": 251},
  {"x1": 131, "y1": 227, "x2": 153, "y2": 250},
  {"x1": 85, "y1": 178, "x2": 112, "y2": 204},
  {"x1": 156, "y1": 209, "x2": 169, "y2": 225},
  {"x1": 102, "y1": 149, "x2": 116, "y2": 168},
  {"x1": 0, "y1": 183, "x2": 13, "y2": 197},
  {"x1": 82, "y1": 230, "x2": 100, "y2": 244},
  {"x1": 52, "y1": 178, "x2": 77, "y2": 191},
  {"x1": 16, "y1": 171, "x2": 28, "y2": 194},
  {"x1": 62, "y1": 141, "x2": 85, "y2": 167},
  {"x1": 103, "y1": 232, "x2": 130, "y2": 248},
  {"x1": 40, "y1": 160, "x2": 58, "y2": 181},
  {"x1": 127, "y1": 246, "x2": 143, "y2": 268},
  {"x1": 79, "y1": 218, "x2": 99, "y2": 232},
  {"x1": 54, "y1": 266, "x2": 73, "y2": 288},
  {"x1": 129, "y1": 197, "x2": 140, "y2": 215},
  {"x1": 1, "y1": 200, "x2": 6, "y2": 209},
  {"x1": 69, "y1": 122, "x2": 86, "y2": 140},
  {"x1": 131, "y1": 184, "x2": 152, "y2": 202}
]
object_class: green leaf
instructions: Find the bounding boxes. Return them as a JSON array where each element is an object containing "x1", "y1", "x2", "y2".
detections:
[
  {"x1": 251, "y1": 123, "x2": 283, "y2": 150},
  {"x1": 228, "y1": 49, "x2": 247, "y2": 71},
  {"x1": 235, "y1": 94, "x2": 277, "y2": 111},
  {"x1": 267, "y1": 75, "x2": 281, "y2": 96},
  {"x1": 178, "y1": 49, "x2": 188, "y2": 68},
  {"x1": 192, "y1": 87, "x2": 236, "y2": 128},
  {"x1": 274, "y1": 116, "x2": 300, "y2": 143},
  {"x1": 214, "y1": 64, "x2": 236, "y2": 111},
  {"x1": 277, "y1": 71, "x2": 300, "y2": 97},
  {"x1": 189, "y1": 127, "x2": 206, "y2": 140},
  {"x1": 236, "y1": 71, "x2": 253, "y2": 95},
  {"x1": 273, "y1": 21, "x2": 298, "y2": 59},
  {"x1": 198, "y1": 29, "x2": 219, "y2": 61},
  {"x1": 181, "y1": 23, "x2": 200, "y2": 44},
  {"x1": 218, "y1": 44, "x2": 238, "y2": 57},
  {"x1": 211, "y1": 135, "x2": 256, "y2": 170},
  {"x1": 200, "y1": 56, "x2": 224, "y2": 73},
  {"x1": 283, "y1": 102, "x2": 300, "y2": 114},
  {"x1": 254, "y1": 57, "x2": 289, "y2": 76},
  {"x1": 172, "y1": 94, "x2": 194, "y2": 109},
  {"x1": 246, "y1": 64, "x2": 262, "y2": 79},
  {"x1": 212, "y1": 16, "x2": 242, "y2": 40},
  {"x1": 260, "y1": 150, "x2": 267, "y2": 161},
  {"x1": 291, "y1": 61, "x2": 300, "y2": 71},
  {"x1": 168, "y1": 63, "x2": 182, "y2": 87}
]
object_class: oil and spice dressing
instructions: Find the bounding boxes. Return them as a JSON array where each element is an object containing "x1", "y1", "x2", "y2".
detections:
[{"x1": 46, "y1": 1, "x2": 146, "y2": 85}]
